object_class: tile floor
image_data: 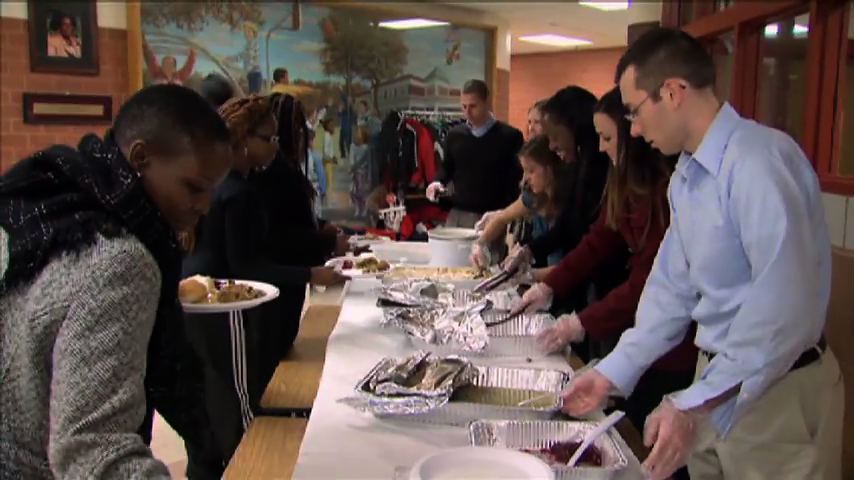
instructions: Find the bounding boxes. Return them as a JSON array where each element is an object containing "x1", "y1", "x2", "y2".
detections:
[{"x1": 151, "y1": 285, "x2": 346, "y2": 478}]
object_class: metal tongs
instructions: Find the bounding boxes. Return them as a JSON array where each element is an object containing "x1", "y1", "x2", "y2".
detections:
[{"x1": 472, "y1": 265, "x2": 519, "y2": 294}]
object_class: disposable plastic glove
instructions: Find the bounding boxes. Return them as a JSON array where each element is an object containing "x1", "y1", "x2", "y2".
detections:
[
  {"x1": 473, "y1": 210, "x2": 501, "y2": 232},
  {"x1": 470, "y1": 240, "x2": 491, "y2": 269},
  {"x1": 641, "y1": 396, "x2": 705, "y2": 480},
  {"x1": 535, "y1": 312, "x2": 585, "y2": 353},
  {"x1": 509, "y1": 282, "x2": 553, "y2": 315},
  {"x1": 560, "y1": 367, "x2": 614, "y2": 418},
  {"x1": 425, "y1": 181, "x2": 445, "y2": 202},
  {"x1": 502, "y1": 244, "x2": 533, "y2": 273}
]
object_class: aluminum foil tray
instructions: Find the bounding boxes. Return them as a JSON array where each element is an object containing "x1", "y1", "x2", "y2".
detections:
[
  {"x1": 369, "y1": 364, "x2": 571, "y2": 427},
  {"x1": 469, "y1": 419, "x2": 629, "y2": 480},
  {"x1": 409, "y1": 312, "x2": 558, "y2": 357}
]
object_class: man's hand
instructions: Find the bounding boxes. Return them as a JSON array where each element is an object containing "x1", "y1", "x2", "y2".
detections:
[
  {"x1": 334, "y1": 234, "x2": 350, "y2": 256},
  {"x1": 425, "y1": 182, "x2": 446, "y2": 202},
  {"x1": 641, "y1": 398, "x2": 702, "y2": 480},
  {"x1": 321, "y1": 223, "x2": 340, "y2": 234},
  {"x1": 560, "y1": 368, "x2": 614, "y2": 417}
]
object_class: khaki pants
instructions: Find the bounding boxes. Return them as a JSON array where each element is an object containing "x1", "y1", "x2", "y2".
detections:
[{"x1": 688, "y1": 348, "x2": 844, "y2": 480}]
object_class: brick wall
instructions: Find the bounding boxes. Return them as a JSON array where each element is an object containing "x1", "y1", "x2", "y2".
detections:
[
  {"x1": 0, "y1": 17, "x2": 129, "y2": 172},
  {"x1": 509, "y1": 47, "x2": 625, "y2": 133},
  {"x1": 494, "y1": 68, "x2": 510, "y2": 123}
]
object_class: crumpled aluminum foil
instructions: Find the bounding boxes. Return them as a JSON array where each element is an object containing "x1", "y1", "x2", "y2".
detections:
[
  {"x1": 382, "y1": 299, "x2": 492, "y2": 352},
  {"x1": 339, "y1": 352, "x2": 478, "y2": 415},
  {"x1": 376, "y1": 279, "x2": 457, "y2": 308}
]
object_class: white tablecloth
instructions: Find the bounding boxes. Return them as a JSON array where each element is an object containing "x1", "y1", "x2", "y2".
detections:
[{"x1": 292, "y1": 284, "x2": 645, "y2": 479}]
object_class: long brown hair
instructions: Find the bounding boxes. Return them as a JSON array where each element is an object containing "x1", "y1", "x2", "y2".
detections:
[
  {"x1": 594, "y1": 87, "x2": 675, "y2": 247},
  {"x1": 518, "y1": 135, "x2": 566, "y2": 217},
  {"x1": 179, "y1": 95, "x2": 271, "y2": 252}
]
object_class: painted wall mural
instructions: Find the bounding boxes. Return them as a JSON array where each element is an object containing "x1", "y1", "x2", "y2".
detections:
[{"x1": 140, "y1": 2, "x2": 489, "y2": 225}]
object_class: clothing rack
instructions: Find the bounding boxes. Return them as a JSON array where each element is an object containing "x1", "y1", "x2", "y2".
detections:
[{"x1": 400, "y1": 109, "x2": 465, "y2": 119}]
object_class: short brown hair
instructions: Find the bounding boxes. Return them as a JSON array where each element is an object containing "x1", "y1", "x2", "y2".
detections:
[
  {"x1": 462, "y1": 79, "x2": 489, "y2": 100},
  {"x1": 615, "y1": 27, "x2": 716, "y2": 100}
]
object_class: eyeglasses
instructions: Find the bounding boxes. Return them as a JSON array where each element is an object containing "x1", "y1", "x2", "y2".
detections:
[{"x1": 624, "y1": 83, "x2": 664, "y2": 122}]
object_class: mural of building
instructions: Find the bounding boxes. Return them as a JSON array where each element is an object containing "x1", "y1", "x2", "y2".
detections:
[{"x1": 358, "y1": 66, "x2": 463, "y2": 115}]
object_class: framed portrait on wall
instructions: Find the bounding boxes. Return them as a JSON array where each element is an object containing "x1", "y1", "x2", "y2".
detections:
[{"x1": 27, "y1": 1, "x2": 99, "y2": 75}]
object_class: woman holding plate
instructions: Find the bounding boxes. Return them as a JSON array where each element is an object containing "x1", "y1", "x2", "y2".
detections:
[{"x1": 181, "y1": 95, "x2": 347, "y2": 471}]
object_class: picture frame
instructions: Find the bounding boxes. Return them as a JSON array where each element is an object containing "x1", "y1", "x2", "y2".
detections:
[
  {"x1": 28, "y1": 1, "x2": 99, "y2": 75},
  {"x1": 22, "y1": 93, "x2": 112, "y2": 125}
]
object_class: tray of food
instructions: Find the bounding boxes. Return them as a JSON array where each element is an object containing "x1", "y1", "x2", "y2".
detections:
[
  {"x1": 339, "y1": 352, "x2": 570, "y2": 427},
  {"x1": 408, "y1": 311, "x2": 558, "y2": 357},
  {"x1": 469, "y1": 419, "x2": 629, "y2": 479},
  {"x1": 383, "y1": 266, "x2": 491, "y2": 289},
  {"x1": 179, "y1": 275, "x2": 279, "y2": 313}
]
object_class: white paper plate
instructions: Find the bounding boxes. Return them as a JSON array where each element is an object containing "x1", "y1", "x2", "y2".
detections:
[
  {"x1": 325, "y1": 255, "x2": 386, "y2": 279},
  {"x1": 349, "y1": 234, "x2": 390, "y2": 246},
  {"x1": 409, "y1": 446, "x2": 554, "y2": 480},
  {"x1": 182, "y1": 280, "x2": 279, "y2": 313}
]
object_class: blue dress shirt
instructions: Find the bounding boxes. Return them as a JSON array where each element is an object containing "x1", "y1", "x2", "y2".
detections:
[
  {"x1": 468, "y1": 113, "x2": 496, "y2": 138},
  {"x1": 595, "y1": 103, "x2": 831, "y2": 435}
]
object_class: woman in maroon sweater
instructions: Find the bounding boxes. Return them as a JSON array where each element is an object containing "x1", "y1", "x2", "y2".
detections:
[{"x1": 514, "y1": 87, "x2": 697, "y2": 444}]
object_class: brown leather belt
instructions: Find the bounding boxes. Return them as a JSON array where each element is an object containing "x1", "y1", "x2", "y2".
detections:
[{"x1": 700, "y1": 335, "x2": 826, "y2": 373}]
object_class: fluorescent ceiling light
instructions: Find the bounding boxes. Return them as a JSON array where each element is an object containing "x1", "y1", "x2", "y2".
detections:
[
  {"x1": 378, "y1": 18, "x2": 449, "y2": 30},
  {"x1": 519, "y1": 34, "x2": 592, "y2": 47},
  {"x1": 764, "y1": 23, "x2": 809, "y2": 37},
  {"x1": 579, "y1": 1, "x2": 630, "y2": 11}
]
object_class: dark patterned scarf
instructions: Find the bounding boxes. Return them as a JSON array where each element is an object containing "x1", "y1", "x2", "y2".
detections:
[{"x1": 0, "y1": 132, "x2": 214, "y2": 455}]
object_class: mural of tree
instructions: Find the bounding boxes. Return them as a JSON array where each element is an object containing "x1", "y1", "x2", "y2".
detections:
[
  {"x1": 140, "y1": 1, "x2": 266, "y2": 91},
  {"x1": 317, "y1": 10, "x2": 387, "y2": 100},
  {"x1": 140, "y1": 2, "x2": 265, "y2": 34},
  {"x1": 355, "y1": 28, "x2": 409, "y2": 113}
]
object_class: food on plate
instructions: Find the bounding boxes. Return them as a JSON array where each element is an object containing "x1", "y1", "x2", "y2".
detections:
[
  {"x1": 521, "y1": 441, "x2": 604, "y2": 467},
  {"x1": 364, "y1": 233, "x2": 380, "y2": 240},
  {"x1": 178, "y1": 275, "x2": 215, "y2": 303},
  {"x1": 449, "y1": 386, "x2": 557, "y2": 409},
  {"x1": 385, "y1": 266, "x2": 489, "y2": 280},
  {"x1": 178, "y1": 276, "x2": 266, "y2": 304},
  {"x1": 342, "y1": 257, "x2": 390, "y2": 273}
]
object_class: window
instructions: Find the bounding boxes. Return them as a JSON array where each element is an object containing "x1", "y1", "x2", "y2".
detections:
[
  {"x1": 709, "y1": 32, "x2": 736, "y2": 102},
  {"x1": 755, "y1": 12, "x2": 810, "y2": 143},
  {"x1": 835, "y1": 3, "x2": 854, "y2": 176}
]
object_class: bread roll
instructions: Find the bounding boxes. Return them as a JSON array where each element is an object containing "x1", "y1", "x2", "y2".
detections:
[{"x1": 179, "y1": 275, "x2": 214, "y2": 304}]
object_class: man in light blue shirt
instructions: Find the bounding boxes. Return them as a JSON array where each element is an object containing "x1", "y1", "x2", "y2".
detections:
[{"x1": 562, "y1": 28, "x2": 844, "y2": 480}]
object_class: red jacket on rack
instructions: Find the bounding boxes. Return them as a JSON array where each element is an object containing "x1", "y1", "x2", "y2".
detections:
[
  {"x1": 543, "y1": 195, "x2": 697, "y2": 372},
  {"x1": 405, "y1": 118, "x2": 438, "y2": 187}
]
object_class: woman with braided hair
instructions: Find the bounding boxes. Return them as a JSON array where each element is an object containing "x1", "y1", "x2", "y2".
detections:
[
  {"x1": 251, "y1": 92, "x2": 349, "y2": 358},
  {"x1": 181, "y1": 94, "x2": 337, "y2": 470}
]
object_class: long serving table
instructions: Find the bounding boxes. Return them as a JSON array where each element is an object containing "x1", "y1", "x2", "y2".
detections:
[{"x1": 228, "y1": 283, "x2": 648, "y2": 478}]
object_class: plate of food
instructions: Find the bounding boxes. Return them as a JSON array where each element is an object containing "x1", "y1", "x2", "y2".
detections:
[
  {"x1": 349, "y1": 232, "x2": 390, "y2": 247},
  {"x1": 326, "y1": 255, "x2": 392, "y2": 278},
  {"x1": 179, "y1": 275, "x2": 279, "y2": 313}
]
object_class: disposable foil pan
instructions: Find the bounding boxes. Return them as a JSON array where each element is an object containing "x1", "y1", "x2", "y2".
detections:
[
  {"x1": 368, "y1": 364, "x2": 571, "y2": 427},
  {"x1": 408, "y1": 312, "x2": 558, "y2": 357},
  {"x1": 469, "y1": 419, "x2": 629, "y2": 480}
]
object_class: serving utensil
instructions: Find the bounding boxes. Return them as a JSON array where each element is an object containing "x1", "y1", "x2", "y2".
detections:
[{"x1": 566, "y1": 410, "x2": 626, "y2": 467}]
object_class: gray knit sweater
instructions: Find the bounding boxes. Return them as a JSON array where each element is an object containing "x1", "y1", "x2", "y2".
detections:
[{"x1": 0, "y1": 230, "x2": 171, "y2": 479}]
